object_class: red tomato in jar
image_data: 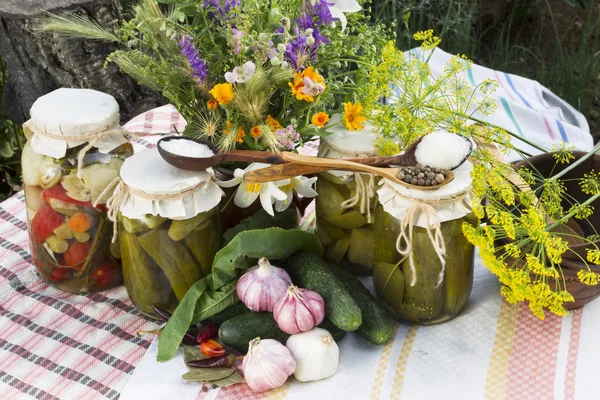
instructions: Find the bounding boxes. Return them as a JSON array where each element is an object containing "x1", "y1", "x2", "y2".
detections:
[
  {"x1": 91, "y1": 262, "x2": 120, "y2": 288},
  {"x1": 63, "y1": 241, "x2": 93, "y2": 268},
  {"x1": 50, "y1": 267, "x2": 71, "y2": 282}
]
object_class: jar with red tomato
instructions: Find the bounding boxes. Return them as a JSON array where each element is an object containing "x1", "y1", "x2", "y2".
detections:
[{"x1": 22, "y1": 88, "x2": 132, "y2": 293}]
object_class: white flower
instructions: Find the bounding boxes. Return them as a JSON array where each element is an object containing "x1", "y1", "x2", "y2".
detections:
[
  {"x1": 224, "y1": 61, "x2": 256, "y2": 83},
  {"x1": 216, "y1": 163, "x2": 317, "y2": 216}
]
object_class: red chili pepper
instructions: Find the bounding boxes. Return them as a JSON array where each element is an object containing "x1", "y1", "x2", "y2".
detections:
[
  {"x1": 42, "y1": 185, "x2": 93, "y2": 207},
  {"x1": 199, "y1": 339, "x2": 225, "y2": 358},
  {"x1": 50, "y1": 267, "x2": 71, "y2": 282},
  {"x1": 30, "y1": 204, "x2": 65, "y2": 243},
  {"x1": 196, "y1": 323, "x2": 219, "y2": 344},
  {"x1": 91, "y1": 262, "x2": 120, "y2": 287}
]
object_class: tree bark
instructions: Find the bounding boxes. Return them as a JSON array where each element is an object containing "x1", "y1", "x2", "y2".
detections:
[{"x1": 0, "y1": 0, "x2": 164, "y2": 125}]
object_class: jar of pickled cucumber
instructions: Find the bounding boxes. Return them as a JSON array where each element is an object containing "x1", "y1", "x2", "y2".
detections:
[
  {"x1": 117, "y1": 148, "x2": 224, "y2": 319},
  {"x1": 374, "y1": 162, "x2": 476, "y2": 325},
  {"x1": 316, "y1": 118, "x2": 379, "y2": 275},
  {"x1": 22, "y1": 88, "x2": 132, "y2": 293}
]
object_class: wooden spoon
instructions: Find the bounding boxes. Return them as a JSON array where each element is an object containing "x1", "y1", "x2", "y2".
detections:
[
  {"x1": 157, "y1": 137, "x2": 414, "y2": 171},
  {"x1": 246, "y1": 152, "x2": 455, "y2": 190}
]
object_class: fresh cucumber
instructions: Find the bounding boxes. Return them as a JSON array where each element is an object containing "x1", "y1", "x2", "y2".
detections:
[
  {"x1": 204, "y1": 303, "x2": 251, "y2": 325},
  {"x1": 219, "y1": 313, "x2": 288, "y2": 352},
  {"x1": 328, "y1": 264, "x2": 394, "y2": 344},
  {"x1": 218, "y1": 312, "x2": 346, "y2": 352},
  {"x1": 286, "y1": 251, "x2": 362, "y2": 331}
]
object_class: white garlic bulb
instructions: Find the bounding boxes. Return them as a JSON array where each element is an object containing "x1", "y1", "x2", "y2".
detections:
[
  {"x1": 236, "y1": 258, "x2": 291, "y2": 311},
  {"x1": 286, "y1": 327, "x2": 339, "y2": 382},
  {"x1": 243, "y1": 337, "x2": 296, "y2": 392}
]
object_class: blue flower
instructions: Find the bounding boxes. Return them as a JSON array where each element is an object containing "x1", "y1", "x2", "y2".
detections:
[
  {"x1": 178, "y1": 36, "x2": 207, "y2": 83},
  {"x1": 311, "y1": 0, "x2": 337, "y2": 26}
]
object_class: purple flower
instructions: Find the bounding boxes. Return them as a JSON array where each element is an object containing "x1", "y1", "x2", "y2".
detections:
[
  {"x1": 178, "y1": 36, "x2": 207, "y2": 83},
  {"x1": 276, "y1": 125, "x2": 300, "y2": 150},
  {"x1": 312, "y1": 0, "x2": 338, "y2": 26},
  {"x1": 231, "y1": 29, "x2": 244, "y2": 55}
]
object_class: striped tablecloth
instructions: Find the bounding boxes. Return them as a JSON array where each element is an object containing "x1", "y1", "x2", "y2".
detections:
[{"x1": 1, "y1": 105, "x2": 599, "y2": 400}]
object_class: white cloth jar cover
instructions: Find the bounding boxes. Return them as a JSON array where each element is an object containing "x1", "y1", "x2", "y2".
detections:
[
  {"x1": 25, "y1": 88, "x2": 129, "y2": 159},
  {"x1": 118, "y1": 148, "x2": 224, "y2": 221}
]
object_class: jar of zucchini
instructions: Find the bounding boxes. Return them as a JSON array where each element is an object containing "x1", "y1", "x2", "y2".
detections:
[
  {"x1": 117, "y1": 148, "x2": 224, "y2": 319},
  {"x1": 22, "y1": 88, "x2": 132, "y2": 293},
  {"x1": 373, "y1": 162, "x2": 476, "y2": 325},
  {"x1": 315, "y1": 117, "x2": 379, "y2": 275}
]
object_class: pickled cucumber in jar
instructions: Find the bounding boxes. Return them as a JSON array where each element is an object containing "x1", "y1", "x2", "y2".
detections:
[{"x1": 316, "y1": 172, "x2": 376, "y2": 276}]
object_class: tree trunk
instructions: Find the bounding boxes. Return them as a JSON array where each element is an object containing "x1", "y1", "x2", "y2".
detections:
[{"x1": 0, "y1": 0, "x2": 164, "y2": 125}]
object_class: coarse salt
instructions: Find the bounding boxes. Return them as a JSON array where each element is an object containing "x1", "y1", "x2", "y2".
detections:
[
  {"x1": 160, "y1": 138, "x2": 215, "y2": 158},
  {"x1": 414, "y1": 131, "x2": 472, "y2": 170}
]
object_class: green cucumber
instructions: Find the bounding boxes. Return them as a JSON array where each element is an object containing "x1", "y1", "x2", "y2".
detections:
[
  {"x1": 204, "y1": 303, "x2": 251, "y2": 325},
  {"x1": 328, "y1": 264, "x2": 394, "y2": 344},
  {"x1": 286, "y1": 251, "x2": 362, "y2": 331},
  {"x1": 218, "y1": 312, "x2": 346, "y2": 352}
]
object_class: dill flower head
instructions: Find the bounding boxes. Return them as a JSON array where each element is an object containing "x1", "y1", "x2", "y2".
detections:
[
  {"x1": 311, "y1": 112, "x2": 329, "y2": 128},
  {"x1": 343, "y1": 102, "x2": 366, "y2": 131},
  {"x1": 552, "y1": 143, "x2": 576, "y2": 164},
  {"x1": 209, "y1": 83, "x2": 234, "y2": 105},
  {"x1": 580, "y1": 170, "x2": 600, "y2": 195},
  {"x1": 577, "y1": 270, "x2": 600, "y2": 286}
]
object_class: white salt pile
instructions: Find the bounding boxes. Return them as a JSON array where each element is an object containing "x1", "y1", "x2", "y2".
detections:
[
  {"x1": 414, "y1": 130, "x2": 473, "y2": 170},
  {"x1": 160, "y1": 138, "x2": 215, "y2": 158}
]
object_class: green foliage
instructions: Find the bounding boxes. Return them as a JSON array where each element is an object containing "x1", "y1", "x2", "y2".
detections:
[{"x1": 0, "y1": 56, "x2": 24, "y2": 201}]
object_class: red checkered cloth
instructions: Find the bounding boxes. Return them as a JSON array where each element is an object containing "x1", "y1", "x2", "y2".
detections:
[{"x1": 0, "y1": 105, "x2": 186, "y2": 400}]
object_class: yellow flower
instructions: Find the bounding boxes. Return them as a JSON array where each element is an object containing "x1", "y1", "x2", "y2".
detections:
[
  {"x1": 505, "y1": 243, "x2": 521, "y2": 259},
  {"x1": 586, "y1": 248, "x2": 600, "y2": 265},
  {"x1": 250, "y1": 126, "x2": 262, "y2": 138},
  {"x1": 207, "y1": 99, "x2": 218, "y2": 110},
  {"x1": 580, "y1": 170, "x2": 600, "y2": 195},
  {"x1": 343, "y1": 102, "x2": 367, "y2": 131},
  {"x1": 288, "y1": 67, "x2": 326, "y2": 102},
  {"x1": 236, "y1": 127, "x2": 246, "y2": 143},
  {"x1": 544, "y1": 234, "x2": 568, "y2": 264},
  {"x1": 500, "y1": 286, "x2": 519, "y2": 304},
  {"x1": 577, "y1": 270, "x2": 600, "y2": 286},
  {"x1": 266, "y1": 115, "x2": 282, "y2": 131},
  {"x1": 552, "y1": 142, "x2": 575, "y2": 164},
  {"x1": 209, "y1": 83, "x2": 234, "y2": 105},
  {"x1": 312, "y1": 112, "x2": 329, "y2": 128},
  {"x1": 528, "y1": 302, "x2": 546, "y2": 320}
]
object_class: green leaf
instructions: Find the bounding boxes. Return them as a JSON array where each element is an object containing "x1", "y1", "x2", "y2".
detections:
[
  {"x1": 182, "y1": 368, "x2": 234, "y2": 382},
  {"x1": 300, "y1": 126, "x2": 334, "y2": 137},
  {"x1": 157, "y1": 278, "x2": 207, "y2": 362},
  {"x1": 191, "y1": 282, "x2": 239, "y2": 324},
  {"x1": 211, "y1": 228, "x2": 323, "y2": 290},
  {"x1": 183, "y1": 346, "x2": 207, "y2": 365},
  {"x1": 210, "y1": 371, "x2": 245, "y2": 387},
  {"x1": 223, "y1": 208, "x2": 298, "y2": 244}
]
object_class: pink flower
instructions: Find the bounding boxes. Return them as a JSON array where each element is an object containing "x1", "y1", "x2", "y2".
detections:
[
  {"x1": 276, "y1": 125, "x2": 300, "y2": 150},
  {"x1": 231, "y1": 29, "x2": 244, "y2": 55}
]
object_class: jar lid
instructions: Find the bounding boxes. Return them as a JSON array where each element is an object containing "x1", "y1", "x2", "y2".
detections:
[
  {"x1": 377, "y1": 161, "x2": 474, "y2": 227},
  {"x1": 26, "y1": 88, "x2": 128, "y2": 158},
  {"x1": 118, "y1": 148, "x2": 224, "y2": 220}
]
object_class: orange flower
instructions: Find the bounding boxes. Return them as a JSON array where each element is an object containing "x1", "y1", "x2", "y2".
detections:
[
  {"x1": 207, "y1": 99, "x2": 218, "y2": 110},
  {"x1": 311, "y1": 112, "x2": 329, "y2": 128},
  {"x1": 266, "y1": 115, "x2": 282, "y2": 131},
  {"x1": 344, "y1": 102, "x2": 367, "y2": 131},
  {"x1": 209, "y1": 83, "x2": 234, "y2": 105},
  {"x1": 250, "y1": 126, "x2": 262, "y2": 138},
  {"x1": 223, "y1": 120, "x2": 232, "y2": 134},
  {"x1": 236, "y1": 127, "x2": 246, "y2": 143},
  {"x1": 288, "y1": 67, "x2": 326, "y2": 102}
]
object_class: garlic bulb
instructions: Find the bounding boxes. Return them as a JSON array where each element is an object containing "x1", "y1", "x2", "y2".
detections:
[
  {"x1": 243, "y1": 337, "x2": 296, "y2": 392},
  {"x1": 286, "y1": 328, "x2": 339, "y2": 382},
  {"x1": 236, "y1": 258, "x2": 291, "y2": 311},
  {"x1": 273, "y1": 284, "x2": 325, "y2": 334}
]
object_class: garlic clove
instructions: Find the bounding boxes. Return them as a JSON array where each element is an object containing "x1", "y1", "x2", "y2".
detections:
[
  {"x1": 243, "y1": 337, "x2": 296, "y2": 393},
  {"x1": 236, "y1": 258, "x2": 292, "y2": 312},
  {"x1": 286, "y1": 328, "x2": 339, "y2": 382}
]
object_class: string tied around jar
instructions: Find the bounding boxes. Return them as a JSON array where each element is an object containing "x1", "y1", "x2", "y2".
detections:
[
  {"x1": 340, "y1": 154, "x2": 377, "y2": 223},
  {"x1": 31, "y1": 123, "x2": 134, "y2": 179},
  {"x1": 94, "y1": 176, "x2": 210, "y2": 243}
]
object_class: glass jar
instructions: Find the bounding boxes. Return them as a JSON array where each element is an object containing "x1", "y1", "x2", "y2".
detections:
[
  {"x1": 373, "y1": 162, "x2": 476, "y2": 325},
  {"x1": 117, "y1": 147, "x2": 224, "y2": 319},
  {"x1": 315, "y1": 119, "x2": 379, "y2": 275},
  {"x1": 22, "y1": 88, "x2": 132, "y2": 293},
  {"x1": 316, "y1": 172, "x2": 377, "y2": 275},
  {"x1": 119, "y1": 208, "x2": 220, "y2": 317}
]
